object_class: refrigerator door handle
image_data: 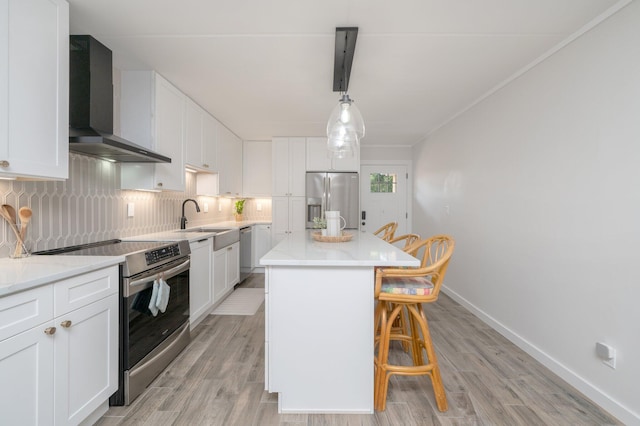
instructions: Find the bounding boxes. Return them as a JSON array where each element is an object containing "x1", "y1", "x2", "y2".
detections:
[
  {"x1": 326, "y1": 177, "x2": 331, "y2": 211},
  {"x1": 321, "y1": 176, "x2": 327, "y2": 217}
]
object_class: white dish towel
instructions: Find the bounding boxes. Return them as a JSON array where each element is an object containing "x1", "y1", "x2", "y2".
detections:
[
  {"x1": 148, "y1": 280, "x2": 160, "y2": 316},
  {"x1": 156, "y1": 278, "x2": 171, "y2": 313}
]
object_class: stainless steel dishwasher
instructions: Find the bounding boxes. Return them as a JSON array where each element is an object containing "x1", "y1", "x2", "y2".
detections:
[{"x1": 239, "y1": 226, "x2": 253, "y2": 283}]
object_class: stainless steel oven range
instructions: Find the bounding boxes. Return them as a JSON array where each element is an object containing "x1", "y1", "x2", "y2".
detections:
[{"x1": 35, "y1": 239, "x2": 191, "y2": 406}]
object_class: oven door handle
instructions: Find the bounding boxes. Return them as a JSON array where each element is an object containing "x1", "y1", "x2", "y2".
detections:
[{"x1": 129, "y1": 258, "x2": 191, "y2": 287}]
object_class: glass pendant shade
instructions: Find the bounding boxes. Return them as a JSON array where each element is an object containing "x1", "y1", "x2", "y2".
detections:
[{"x1": 326, "y1": 93, "x2": 364, "y2": 157}]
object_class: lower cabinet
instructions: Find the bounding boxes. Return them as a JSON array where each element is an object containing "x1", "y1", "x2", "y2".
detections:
[
  {"x1": 253, "y1": 224, "x2": 272, "y2": 272},
  {"x1": 189, "y1": 237, "x2": 213, "y2": 329},
  {"x1": 0, "y1": 266, "x2": 118, "y2": 426},
  {"x1": 213, "y1": 242, "x2": 239, "y2": 303}
]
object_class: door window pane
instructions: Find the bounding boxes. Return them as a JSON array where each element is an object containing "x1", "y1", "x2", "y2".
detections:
[{"x1": 370, "y1": 173, "x2": 397, "y2": 193}]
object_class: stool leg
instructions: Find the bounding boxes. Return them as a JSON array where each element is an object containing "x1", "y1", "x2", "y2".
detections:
[
  {"x1": 415, "y1": 304, "x2": 448, "y2": 412},
  {"x1": 375, "y1": 302, "x2": 404, "y2": 411}
]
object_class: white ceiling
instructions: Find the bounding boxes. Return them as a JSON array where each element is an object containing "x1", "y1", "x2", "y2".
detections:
[{"x1": 68, "y1": 0, "x2": 624, "y2": 147}]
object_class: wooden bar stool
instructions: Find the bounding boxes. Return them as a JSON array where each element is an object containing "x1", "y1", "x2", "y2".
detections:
[
  {"x1": 373, "y1": 222, "x2": 398, "y2": 241},
  {"x1": 373, "y1": 235, "x2": 455, "y2": 412}
]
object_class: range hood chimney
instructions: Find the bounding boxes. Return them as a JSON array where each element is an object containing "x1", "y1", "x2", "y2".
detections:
[{"x1": 69, "y1": 35, "x2": 171, "y2": 163}]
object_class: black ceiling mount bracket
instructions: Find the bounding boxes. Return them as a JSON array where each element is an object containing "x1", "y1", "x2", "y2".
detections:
[{"x1": 333, "y1": 27, "x2": 358, "y2": 92}]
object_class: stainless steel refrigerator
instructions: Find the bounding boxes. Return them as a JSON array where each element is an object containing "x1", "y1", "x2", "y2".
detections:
[{"x1": 306, "y1": 172, "x2": 359, "y2": 229}]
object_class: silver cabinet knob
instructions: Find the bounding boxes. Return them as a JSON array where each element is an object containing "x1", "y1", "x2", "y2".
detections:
[{"x1": 157, "y1": 182, "x2": 163, "y2": 187}]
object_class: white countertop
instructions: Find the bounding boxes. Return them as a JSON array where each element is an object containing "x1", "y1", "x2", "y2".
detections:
[
  {"x1": 260, "y1": 230, "x2": 420, "y2": 267},
  {"x1": 123, "y1": 220, "x2": 271, "y2": 243},
  {"x1": 0, "y1": 255, "x2": 124, "y2": 297}
]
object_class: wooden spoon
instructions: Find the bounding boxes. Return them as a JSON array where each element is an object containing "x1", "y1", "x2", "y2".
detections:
[
  {"x1": 1, "y1": 205, "x2": 27, "y2": 255},
  {"x1": 14, "y1": 207, "x2": 32, "y2": 257}
]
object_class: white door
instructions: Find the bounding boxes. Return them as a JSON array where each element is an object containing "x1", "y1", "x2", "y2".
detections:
[{"x1": 360, "y1": 165, "x2": 408, "y2": 236}]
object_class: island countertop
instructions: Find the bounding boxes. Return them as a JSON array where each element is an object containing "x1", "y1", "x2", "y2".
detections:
[{"x1": 260, "y1": 230, "x2": 420, "y2": 267}]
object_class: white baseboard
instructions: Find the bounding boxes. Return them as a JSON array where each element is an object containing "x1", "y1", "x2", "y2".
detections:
[{"x1": 441, "y1": 285, "x2": 639, "y2": 425}]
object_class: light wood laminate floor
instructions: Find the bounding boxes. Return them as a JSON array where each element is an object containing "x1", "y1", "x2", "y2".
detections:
[{"x1": 98, "y1": 274, "x2": 620, "y2": 426}]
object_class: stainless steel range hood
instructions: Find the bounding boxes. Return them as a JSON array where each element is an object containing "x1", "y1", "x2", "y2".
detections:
[{"x1": 69, "y1": 35, "x2": 171, "y2": 163}]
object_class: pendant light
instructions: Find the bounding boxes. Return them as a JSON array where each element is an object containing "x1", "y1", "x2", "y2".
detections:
[{"x1": 327, "y1": 27, "x2": 364, "y2": 157}]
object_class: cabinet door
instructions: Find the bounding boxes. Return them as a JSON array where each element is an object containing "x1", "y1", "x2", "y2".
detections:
[
  {"x1": 226, "y1": 242, "x2": 240, "y2": 288},
  {"x1": 154, "y1": 75, "x2": 185, "y2": 191},
  {"x1": 289, "y1": 196, "x2": 307, "y2": 232},
  {"x1": 217, "y1": 125, "x2": 242, "y2": 196},
  {"x1": 0, "y1": 0, "x2": 68, "y2": 180},
  {"x1": 54, "y1": 294, "x2": 118, "y2": 426},
  {"x1": 185, "y1": 98, "x2": 204, "y2": 169},
  {"x1": 332, "y1": 148, "x2": 360, "y2": 171},
  {"x1": 202, "y1": 113, "x2": 218, "y2": 171},
  {"x1": 0, "y1": 322, "x2": 54, "y2": 425},
  {"x1": 271, "y1": 196, "x2": 290, "y2": 246},
  {"x1": 213, "y1": 248, "x2": 227, "y2": 302},
  {"x1": 253, "y1": 224, "x2": 272, "y2": 268},
  {"x1": 305, "y1": 137, "x2": 332, "y2": 171},
  {"x1": 272, "y1": 138, "x2": 290, "y2": 196},
  {"x1": 243, "y1": 140, "x2": 272, "y2": 197},
  {"x1": 189, "y1": 238, "x2": 213, "y2": 325},
  {"x1": 288, "y1": 138, "x2": 306, "y2": 196}
]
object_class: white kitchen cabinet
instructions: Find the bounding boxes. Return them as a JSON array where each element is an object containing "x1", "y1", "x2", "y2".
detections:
[
  {"x1": 54, "y1": 293, "x2": 118, "y2": 425},
  {"x1": 189, "y1": 238, "x2": 213, "y2": 329},
  {"x1": 253, "y1": 223, "x2": 272, "y2": 272},
  {"x1": 243, "y1": 140, "x2": 272, "y2": 197},
  {"x1": 120, "y1": 71, "x2": 185, "y2": 191},
  {"x1": 0, "y1": 0, "x2": 69, "y2": 180},
  {"x1": 217, "y1": 125, "x2": 242, "y2": 196},
  {"x1": 305, "y1": 137, "x2": 360, "y2": 172},
  {"x1": 271, "y1": 196, "x2": 306, "y2": 246},
  {"x1": 272, "y1": 137, "x2": 306, "y2": 197},
  {"x1": 185, "y1": 99, "x2": 217, "y2": 172},
  {"x1": 213, "y1": 241, "x2": 240, "y2": 303},
  {"x1": 0, "y1": 266, "x2": 118, "y2": 426}
]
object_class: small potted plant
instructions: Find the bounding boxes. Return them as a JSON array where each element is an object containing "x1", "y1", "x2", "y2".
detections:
[
  {"x1": 234, "y1": 199, "x2": 245, "y2": 221},
  {"x1": 312, "y1": 216, "x2": 327, "y2": 236}
]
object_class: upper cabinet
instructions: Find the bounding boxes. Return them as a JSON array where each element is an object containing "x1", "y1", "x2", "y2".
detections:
[
  {"x1": 243, "y1": 140, "x2": 272, "y2": 197},
  {"x1": 120, "y1": 71, "x2": 185, "y2": 191},
  {"x1": 185, "y1": 98, "x2": 217, "y2": 172},
  {"x1": 0, "y1": 0, "x2": 69, "y2": 180},
  {"x1": 272, "y1": 137, "x2": 306, "y2": 196},
  {"x1": 217, "y1": 124, "x2": 242, "y2": 197},
  {"x1": 305, "y1": 137, "x2": 359, "y2": 172}
]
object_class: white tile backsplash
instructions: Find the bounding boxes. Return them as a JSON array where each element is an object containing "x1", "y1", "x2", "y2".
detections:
[{"x1": 0, "y1": 154, "x2": 271, "y2": 257}]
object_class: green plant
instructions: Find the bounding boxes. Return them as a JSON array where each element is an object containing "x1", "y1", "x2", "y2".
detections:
[
  {"x1": 234, "y1": 199, "x2": 246, "y2": 215},
  {"x1": 312, "y1": 216, "x2": 326, "y2": 229}
]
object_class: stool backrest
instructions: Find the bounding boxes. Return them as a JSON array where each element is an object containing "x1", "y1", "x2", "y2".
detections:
[
  {"x1": 388, "y1": 233, "x2": 420, "y2": 250},
  {"x1": 373, "y1": 222, "x2": 398, "y2": 242},
  {"x1": 404, "y1": 234, "x2": 455, "y2": 297}
]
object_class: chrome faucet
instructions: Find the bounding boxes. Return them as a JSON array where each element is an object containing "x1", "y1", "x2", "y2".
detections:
[{"x1": 180, "y1": 199, "x2": 201, "y2": 229}]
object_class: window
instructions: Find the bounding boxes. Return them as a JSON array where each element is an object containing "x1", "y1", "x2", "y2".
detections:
[{"x1": 370, "y1": 173, "x2": 397, "y2": 193}]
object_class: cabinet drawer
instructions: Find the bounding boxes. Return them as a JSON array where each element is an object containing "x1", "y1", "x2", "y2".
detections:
[
  {"x1": 54, "y1": 267, "x2": 118, "y2": 317},
  {"x1": 0, "y1": 285, "x2": 54, "y2": 341}
]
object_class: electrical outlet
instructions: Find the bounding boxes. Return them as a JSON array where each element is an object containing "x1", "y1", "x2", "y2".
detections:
[
  {"x1": 595, "y1": 342, "x2": 616, "y2": 369},
  {"x1": 218, "y1": 203, "x2": 222, "y2": 212},
  {"x1": 203, "y1": 203, "x2": 209, "y2": 213},
  {"x1": 127, "y1": 203, "x2": 134, "y2": 217}
]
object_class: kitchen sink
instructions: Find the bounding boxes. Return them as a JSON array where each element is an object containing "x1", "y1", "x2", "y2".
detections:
[{"x1": 175, "y1": 227, "x2": 239, "y2": 250}]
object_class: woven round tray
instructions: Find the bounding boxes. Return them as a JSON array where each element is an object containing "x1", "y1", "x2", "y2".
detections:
[{"x1": 311, "y1": 231, "x2": 353, "y2": 242}]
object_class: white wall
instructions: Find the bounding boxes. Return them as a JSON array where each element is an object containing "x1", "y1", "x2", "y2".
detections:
[
  {"x1": 361, "y1": 146, "x2": 413, "y2": 161},
  {"x1": 412, "y1": 3, "x2": 640, "y2": 424}
]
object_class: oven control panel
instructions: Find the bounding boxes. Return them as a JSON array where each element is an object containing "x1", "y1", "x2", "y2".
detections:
[{"x1": 145, "y1": 244, "x2": 181, "y2": 265}]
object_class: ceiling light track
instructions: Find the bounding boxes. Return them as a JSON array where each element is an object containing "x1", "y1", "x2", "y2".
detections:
[{"x1": 333, "y1": 27, "x2": 358, "y2": 92}]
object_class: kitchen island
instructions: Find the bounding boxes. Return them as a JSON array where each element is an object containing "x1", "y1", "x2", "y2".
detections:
[{"x1": 260, "y1": 230, "x2": 419, "y2": 414}]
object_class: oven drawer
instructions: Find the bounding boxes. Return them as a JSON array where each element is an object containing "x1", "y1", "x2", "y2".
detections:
[{"x1": 54, "y1": 267, "x2": 119, "y2": 317}]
